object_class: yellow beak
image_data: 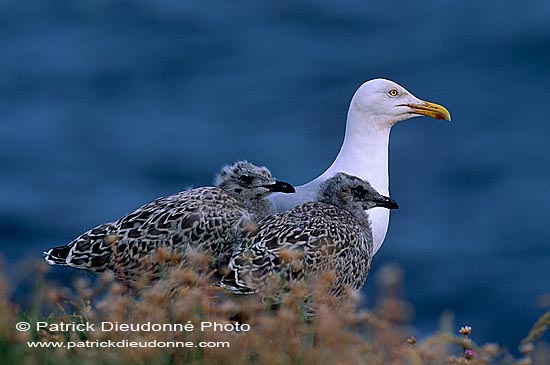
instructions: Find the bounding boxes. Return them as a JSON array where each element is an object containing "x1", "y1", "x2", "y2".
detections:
[{"x1": 407, "y1": 100, "x2": 451, "y2": 121}]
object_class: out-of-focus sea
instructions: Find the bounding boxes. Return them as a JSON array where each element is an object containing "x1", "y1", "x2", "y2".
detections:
[{"x1": 1, "y1": 0, "x2": 549, "y2": 350}]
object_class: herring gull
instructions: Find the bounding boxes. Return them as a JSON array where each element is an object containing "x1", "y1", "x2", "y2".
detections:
[
  {"x1": 220, "y1": 172, "x2": 399, "y2": 297},
  {"x1": 270, "y1": 79, "x2": 450, "y2": 255},
  {"x1": 44, "y1": 161, "x2": 295, "y2": 284}
]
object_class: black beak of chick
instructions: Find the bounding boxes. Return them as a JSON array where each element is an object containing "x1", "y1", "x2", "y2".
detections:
[
  {"x1": 265, "y1": 180, "x2": 296, "y2": 194},
  {"x1": 377, "y1": 195, "x2": 399, "y2": 210}
]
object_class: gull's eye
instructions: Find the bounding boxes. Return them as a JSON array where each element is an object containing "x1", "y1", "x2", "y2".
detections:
[
  {"x1": 388, "y1": 89, "x2": 398, "y2": 97},
  {"x1": 353, "y1": 185, "x2": 365, "y2": 194},
  {"x1": 239, "y1": 175, "x2": 253, "y2": 184}
]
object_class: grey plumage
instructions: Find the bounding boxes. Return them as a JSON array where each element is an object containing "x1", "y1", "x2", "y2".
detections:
[
  {"x1": 219, "y1": 172, "x2": 399, "y2": 298},
  {"x1": 44, "y1": 161, "x2": 295, "y2": 284}
]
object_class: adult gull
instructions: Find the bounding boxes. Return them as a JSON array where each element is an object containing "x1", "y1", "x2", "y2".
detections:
[{"x1": 270, "y1": 79, "x2": 451, "y2": 255}]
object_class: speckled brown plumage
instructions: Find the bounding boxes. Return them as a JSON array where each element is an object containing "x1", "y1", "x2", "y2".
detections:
[
  {"x1": 44, "y1": 161, "x2": 295, "y2": 284},
  {"x1": 220, "y1": 173, "x2": 399, "y2": 298}
]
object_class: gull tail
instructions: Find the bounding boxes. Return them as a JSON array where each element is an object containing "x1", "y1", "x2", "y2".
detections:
[
  {"x1": 217, "y1": 271, "x2": 257, "y2": 295},
  {"x1": 43, "y1": 246, "x2": 71, "y2": 265}
]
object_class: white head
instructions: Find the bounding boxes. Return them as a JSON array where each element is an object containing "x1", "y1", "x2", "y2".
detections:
[{"x1": 351, "y1": 78, "x2": 451, "y2": 129}]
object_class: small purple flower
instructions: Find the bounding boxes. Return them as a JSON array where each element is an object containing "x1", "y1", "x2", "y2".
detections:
[{"x1": 464, "y1": 349, "x2": 477, "y2": 360}]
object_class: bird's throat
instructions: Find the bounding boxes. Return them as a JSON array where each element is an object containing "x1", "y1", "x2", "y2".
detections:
[{"x1": 322, "y1": 114, "x2": 391, "y2": 196}]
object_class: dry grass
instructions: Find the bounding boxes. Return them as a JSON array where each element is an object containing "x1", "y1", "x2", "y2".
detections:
[{"x1": 0, "y1": 257, "x2": 548, "y2": 365}]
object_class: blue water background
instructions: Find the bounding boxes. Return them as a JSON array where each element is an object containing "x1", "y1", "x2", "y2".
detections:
[{"x1": 1, "y1": 0, "x2": 550, "y2": 350}]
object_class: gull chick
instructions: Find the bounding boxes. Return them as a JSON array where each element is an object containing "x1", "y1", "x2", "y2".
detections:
[
  {"x1": 44, "y1": 161, "x2": 295, "y2": 284},
  {"x1": 220, "y1": 172, "x2": 399, "y2": 298}
]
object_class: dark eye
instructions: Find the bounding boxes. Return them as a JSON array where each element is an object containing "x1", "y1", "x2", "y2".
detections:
[
  {"x1": 388, "y1": 89, "x2": 398, "y2": 97},
  {"x1": 353, "y1": 186, "x2": 365, "y2": 194},
  {"x1": 239, "y1": 175, "x2": 253, "y2": 184}
]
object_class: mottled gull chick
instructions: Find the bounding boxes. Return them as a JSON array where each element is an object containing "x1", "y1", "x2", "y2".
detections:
[
  {"x1": 271, "y1": 79, "x2": 450, "y2": 255},
  {"x1": 220, "y1": 172, "x2": 399, "y2": 297},
  {"x1": 44, "y1": 161, "x2": 295, "y2": 284}
]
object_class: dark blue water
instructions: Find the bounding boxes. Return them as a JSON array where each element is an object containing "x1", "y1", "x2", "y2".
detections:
[{"x1": 2, "y1": 0, "x2": 550, "y2": 351}]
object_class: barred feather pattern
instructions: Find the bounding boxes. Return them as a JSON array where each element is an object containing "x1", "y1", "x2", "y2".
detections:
[
  {"x1": 222, "y1": 201, "x2": 373, "y2": 297},
  {"x1": 48, "y1": 187, "x2": 253, "y2": 283}
]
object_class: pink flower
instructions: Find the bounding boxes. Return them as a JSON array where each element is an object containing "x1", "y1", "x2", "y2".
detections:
[{"x1": 464, "y1": 349, "x2": 477, "y2": 360}]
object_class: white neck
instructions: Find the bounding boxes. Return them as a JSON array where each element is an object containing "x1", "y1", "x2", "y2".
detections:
[
  {"x1": 271, "y1": 99, "x2": 394, "y2": 255},
  {"x1": 316, "y1": 103, "x2": 391, "y2": 195},
  {"x1": 310, "y1": 102, "x2": 392, "y2": 255}
]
